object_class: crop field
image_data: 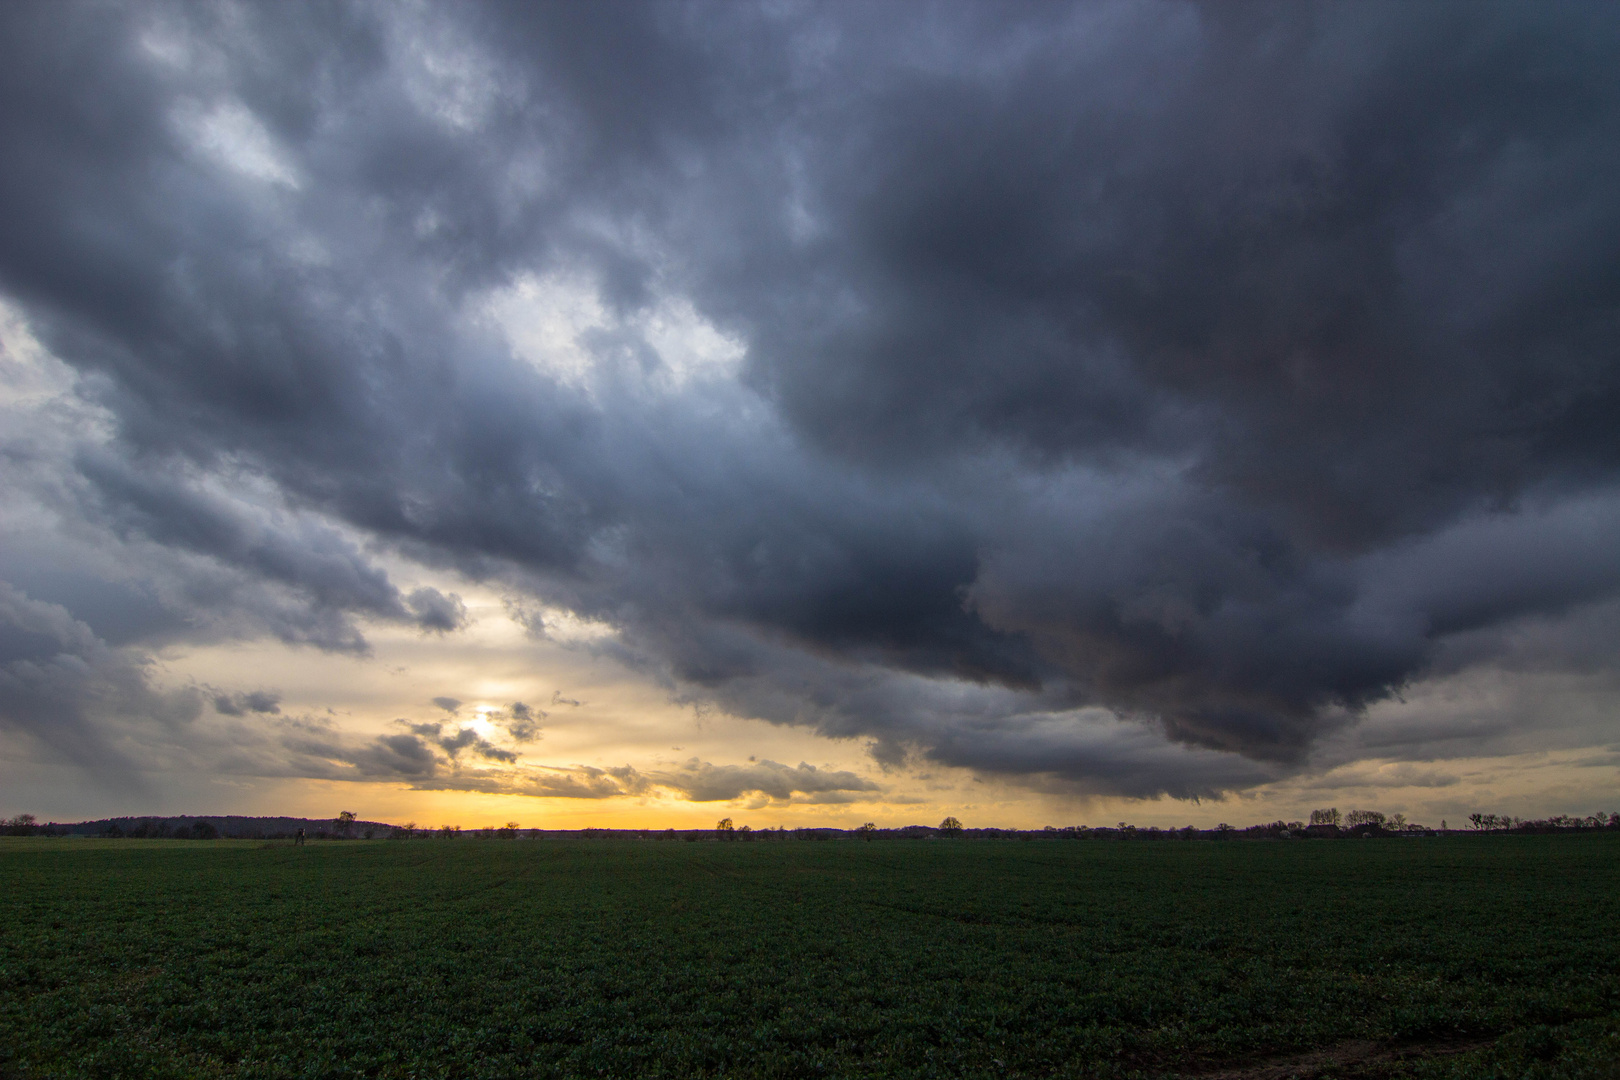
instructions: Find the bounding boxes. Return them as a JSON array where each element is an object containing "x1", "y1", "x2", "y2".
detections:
[{"x1": 1, "y1": 834, "x2": 1617, "y2": 1079}]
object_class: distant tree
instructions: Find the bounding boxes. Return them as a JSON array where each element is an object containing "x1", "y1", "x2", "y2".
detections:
[
  {"x1": 858, "y1": 822, "x2": 877, "y2": 841},
  {"x1": 1388, "y1": 813, "x2": 1407, "y2": 830},
  {"x1": 503, "y1": 821, "x2": 520, "y2": 838},
  {"x1": 1470, "y1": 813, "x2": 1519, "y2": 831},
  {"x1": 335, "y1": 810, "x2": 356, "y2": 838},
  {"x1": 192, "y1": 820, "x2": 218, "y2": 840},
  {"x1": 1344, "y1": 810, "x2": 1385, "y2": 828},
  {"x1": 716, "y1": 817, "x2": 736, "y2": 840},
  {"x1": 939, "y1": 817, "x2": 963, "y2": 836},
  {"x1": 3, "y1": 814, "x2": 37, "y2": 836},
  {"x1": 661, "y1": 828, "x2": 676, "y2": 841},
  {"x1": 737, "y1": 824, "x2": 753, "y2": 841},
  {"x1": 1309, "y1": 809, "x2": 1341, "y2": 827}
]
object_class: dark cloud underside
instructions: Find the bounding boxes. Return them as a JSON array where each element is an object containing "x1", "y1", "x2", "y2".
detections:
[{"x1": 1, "y1": 1, "x2": 1618, "y2": 795}]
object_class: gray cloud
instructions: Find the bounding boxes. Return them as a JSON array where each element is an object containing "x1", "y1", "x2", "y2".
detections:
[
  {"x1": 212, "y1": 690, "x2": 281, "y2": 717},
  {"x1": 393, "y1": 718, "x2": 515, "y2": 764},
  {"x1": 645, "y1": 758, "x2": 881, "y2": 803},
  {"x1": 2, "y1": 1, "x2": 1619, "y2": 799},
  {"x1": 502, "y1": 701, "x2": 543, "y2": 743},
  {"x1": 413, "y1": 765, "x2": 648, "y2": 800},
  {"x1": 0, "y1": 582, "x2": 198, "y2": 783},
  {"x1": 407, "y1": 758, "x2": 879, "y2": 803},
  {"x1": 352, "y1": 733, "x2": 441, "y2": 779},
  {"x1": 72, "y1": 450, "x2": 469, "y2": 649},
  {"x1": 407, "y1": 587, "x2": 466, "y2": 633}
]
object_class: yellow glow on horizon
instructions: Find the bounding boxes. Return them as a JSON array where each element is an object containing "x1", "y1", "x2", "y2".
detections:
[{"x1": 1, "y1": 566, "x2": 1599, "y2": 832}]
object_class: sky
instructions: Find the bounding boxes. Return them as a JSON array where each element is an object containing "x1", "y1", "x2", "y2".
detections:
[{"x1": 1, "y1": 1, "x2": 1618, "y2": 830}]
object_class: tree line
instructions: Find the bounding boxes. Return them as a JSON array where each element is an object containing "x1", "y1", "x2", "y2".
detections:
[{"x1": 6, "y1": 809, "x2": 1618, "y2": 840}]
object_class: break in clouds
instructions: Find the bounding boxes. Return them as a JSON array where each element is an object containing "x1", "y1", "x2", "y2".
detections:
[{"x1": 1, "y1": 1, "x2": 1618, "y2": 803}]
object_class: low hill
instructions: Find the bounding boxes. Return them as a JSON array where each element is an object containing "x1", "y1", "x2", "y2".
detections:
[{"x1": 49, "y1": 815, "x2": 394, "y2": 839}]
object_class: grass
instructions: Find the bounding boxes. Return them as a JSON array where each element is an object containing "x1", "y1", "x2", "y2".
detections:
[{"x1": 1, "y1": 834, "x2": 1617, "y2": 1078}]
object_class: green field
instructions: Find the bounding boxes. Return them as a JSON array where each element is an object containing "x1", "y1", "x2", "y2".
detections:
[{"x1": 2, "y1": 835, "x2": 1617, "y2": 1079}]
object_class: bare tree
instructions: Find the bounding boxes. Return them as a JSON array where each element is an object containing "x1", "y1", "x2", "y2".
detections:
[{"x1": 939, "y1": 817, "x2": 963, "y2": 836}]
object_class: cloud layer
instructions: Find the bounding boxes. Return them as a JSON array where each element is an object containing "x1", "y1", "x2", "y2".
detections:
[{"x1": 1, "y1": 1, "x2": 1618, "y2": 802}]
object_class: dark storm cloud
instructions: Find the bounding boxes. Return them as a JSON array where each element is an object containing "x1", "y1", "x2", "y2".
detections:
[
  {"x1": 651, "y1": 628, "x2": 1284, "y2": 799},
  {"x1": 2, "y1": 1, "x2": 1619, "y2": 794}
]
